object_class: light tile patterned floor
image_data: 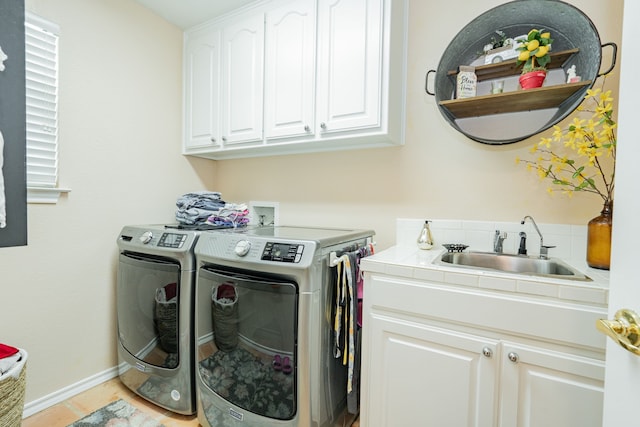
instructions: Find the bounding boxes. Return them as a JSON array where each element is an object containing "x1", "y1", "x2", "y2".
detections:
[{"x1": 21, "y1": 377, "x2": 361, "y2": 427}]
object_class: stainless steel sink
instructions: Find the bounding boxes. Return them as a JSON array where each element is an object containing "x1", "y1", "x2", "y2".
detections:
[{"x1": 438, "y1": 251, "x2": 592, "y2": 281}]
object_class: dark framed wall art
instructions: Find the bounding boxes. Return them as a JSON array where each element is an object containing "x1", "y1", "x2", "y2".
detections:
[{"x1": 0, "y1": 0, "x2": 27, "y2": 247}]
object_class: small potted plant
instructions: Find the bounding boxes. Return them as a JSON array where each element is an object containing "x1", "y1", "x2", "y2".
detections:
[{"x1": 516, "y1": 29, "x2": 553, "y2": 89}]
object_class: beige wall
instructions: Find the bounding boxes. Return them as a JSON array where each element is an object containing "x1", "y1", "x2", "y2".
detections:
[
  {"x1": 218, "y1": 0, "x2": 624, "y2": 249},
  {"x1": 3, "y1": 0, "x2": 214, "y2": 403},
  {"x1": 0, "y1": 0, "x2": 623, "y2": 408}
]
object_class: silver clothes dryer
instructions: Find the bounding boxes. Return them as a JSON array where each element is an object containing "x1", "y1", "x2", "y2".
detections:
[
  {"x1": 193, "y1": 226, "x2": 374, "y2": 427},
  {"x1": 116, "y1": 224, "x2": 200, "y2": 415}
]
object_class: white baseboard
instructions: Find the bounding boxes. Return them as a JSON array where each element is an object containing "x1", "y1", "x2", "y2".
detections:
[{"x1": 23, "y1": 366, "x2": 120, "y2": 418}]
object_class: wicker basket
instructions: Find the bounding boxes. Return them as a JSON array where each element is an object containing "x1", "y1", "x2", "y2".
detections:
[{"x1": 0, "y1": 349, "x2": 28, "y2": 427}]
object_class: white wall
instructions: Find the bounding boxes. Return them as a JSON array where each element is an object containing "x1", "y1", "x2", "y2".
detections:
[
  {"x1": 1, "y1": 0, "x2": 215, "y2": 404},
  {"x1": 0, "y1": 0, "x2": 624, "y2": 411}
]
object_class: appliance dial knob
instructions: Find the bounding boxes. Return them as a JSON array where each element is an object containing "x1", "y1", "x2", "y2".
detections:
[
  {"x1": 235, "y1": 240, "x2": 251, "y2": 257},
  {"x1": 140, "y1": 231, "x2": 153, "y2": 244}
]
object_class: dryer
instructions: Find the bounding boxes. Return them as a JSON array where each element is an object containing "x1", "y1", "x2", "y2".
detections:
[
  {"x1": 193, "y1": 226, "x2": 374, "y2": 427},
  {"x1": 116, "y1": 224, "x2": 200, "y2": 415}
]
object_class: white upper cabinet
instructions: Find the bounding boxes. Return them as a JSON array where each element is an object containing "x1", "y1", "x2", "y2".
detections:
[
  {"x1": 316, "y1": 0, "x2": 383, "y2": 135},
  {"x1": 183, "y1": 0, "x2": 407, "y2": 159},
  {"x1": 183, "y1": 29, "x2": 220, "y2": 151},
  {"x1": 220, "y1": 12, "x2": 265, "y2": 145},
  {"x1": 264, "y1": 0, "x2": 316, "y2": 140}
]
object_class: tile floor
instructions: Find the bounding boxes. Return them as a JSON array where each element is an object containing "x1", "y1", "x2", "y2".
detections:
[{"x1": 21, "y1": 377, "x2": 361, "y2": 427}]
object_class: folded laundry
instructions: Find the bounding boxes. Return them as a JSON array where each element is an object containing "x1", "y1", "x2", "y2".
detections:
[
  {"x1": 0, "y1": 343, "x2": 20, "y2": 376},
  {"x1": 0, "y1": 343, "x2": 18, "y2": 359},
  {"x1": 175, "y1": 192, "x2": 249, "y2": 228},
  {"x1": 205, "y1": 203, "x2": 250, "y2": 228},
  {"x1": 176, "y1": 191, "x2": 225, "y2": 211},
  {"x1": 175, "y1": 207, "x2": 220, "y2": 225}
]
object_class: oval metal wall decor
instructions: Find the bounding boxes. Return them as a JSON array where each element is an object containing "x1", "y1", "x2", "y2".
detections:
[{"x1": 425, "y1": 0, "x2": 616, "y2": 145}]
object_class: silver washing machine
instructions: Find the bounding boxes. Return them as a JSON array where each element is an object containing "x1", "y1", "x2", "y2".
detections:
[
  {"x1": 193, "y1": 226, "x2": 374, "y2": 427},
  {"x1": 116, "y1": 224, "x2": 202, "y2": 415}
]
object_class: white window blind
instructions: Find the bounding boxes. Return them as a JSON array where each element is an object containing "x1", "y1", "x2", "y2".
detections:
[{"x1": 25, "y1": 13, "x2": 67, "y2": 203}]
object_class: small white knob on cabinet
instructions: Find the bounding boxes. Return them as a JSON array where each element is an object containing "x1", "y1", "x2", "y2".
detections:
[
  {"x1": 234, "y1": 240, "x2": 251, "y2": 257},
  {"x1": 140, "y1": 231, "x2": 153, "y2": 244}
]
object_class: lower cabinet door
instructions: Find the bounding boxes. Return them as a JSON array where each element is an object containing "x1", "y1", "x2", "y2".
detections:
[
  {"x1": 363, "y1": 313, "x2": 498, "y2": 427},
  {"x1": 498, "y1": 342, "x2": 605, "y2": 427}
]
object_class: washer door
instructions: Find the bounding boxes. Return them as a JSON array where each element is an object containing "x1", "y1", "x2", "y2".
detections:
[
  {"x1": 196, "y1": 266, "x2": 298, "y2": 422},
  {"x1": 117, "y1": 252, "x2": 181, "y2": 368}
]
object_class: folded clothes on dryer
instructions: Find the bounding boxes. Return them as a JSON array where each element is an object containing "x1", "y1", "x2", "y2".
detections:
[
  {"x1": 205, "y1": 203, "x2": 249, "y2": 227},
  {"x1": 176, "y1": 191, "x2": 225, "y2": 211},
  {"x1": 175, "y1": 192, "x2": 249, "y2": 228}
]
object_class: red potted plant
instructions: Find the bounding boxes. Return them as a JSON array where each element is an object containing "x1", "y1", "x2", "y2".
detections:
[{"x1": 516, "y1": 29, "x2": 553, "y2": 89}]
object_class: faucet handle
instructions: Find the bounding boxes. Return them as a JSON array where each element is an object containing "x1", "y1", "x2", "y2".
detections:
[{"x1": 540, "y1": 244, "x2": 556, "y2": 259}]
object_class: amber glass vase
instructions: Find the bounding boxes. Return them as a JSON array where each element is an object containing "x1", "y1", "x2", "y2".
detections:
[{"x1": 586, "y1": 200, "x2": 613, "y2": 270}]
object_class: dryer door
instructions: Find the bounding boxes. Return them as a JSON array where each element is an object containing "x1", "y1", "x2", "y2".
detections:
[
  {"x1": 117, "y1": 252, "x2": 181, "y2": 368},
  {"x1": 196, "y1": 266, "x2": 298, "y2": 421}
]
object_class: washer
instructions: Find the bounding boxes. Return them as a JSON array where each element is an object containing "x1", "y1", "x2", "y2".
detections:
[
  {"x1": 194, "y1": 226, "x2": 374, "y2": 427},
  {"x1": 116, "y1": 224, "x2": 201, "y2": 415}
]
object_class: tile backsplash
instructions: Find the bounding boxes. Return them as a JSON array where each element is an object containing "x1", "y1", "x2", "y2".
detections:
[{"x1": 396, "y1": 218, "x2": 588, "y2": 261}]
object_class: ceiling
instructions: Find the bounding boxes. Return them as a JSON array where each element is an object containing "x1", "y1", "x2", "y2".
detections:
[{"x1": 133, "y1": 0, "x2": 258, "y2": 29}]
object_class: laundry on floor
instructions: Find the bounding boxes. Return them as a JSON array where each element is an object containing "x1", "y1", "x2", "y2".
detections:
[
  {"x1": 0, "y1": 343, "x2": 22, "y2": 376},
  {"x1": 175, "y1": 191, "x2": 249, "y2": 228}
]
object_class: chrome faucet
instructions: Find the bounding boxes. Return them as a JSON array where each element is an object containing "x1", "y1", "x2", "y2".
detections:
[
  {"x1": 493, "y1": 230, "x2": 507, "y2": 253},
  {"x1": 521, "y1": 216, "x2": 555, "y2": 259}
]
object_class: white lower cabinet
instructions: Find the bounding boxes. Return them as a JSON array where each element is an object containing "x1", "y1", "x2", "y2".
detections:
[
  {"x1": 367, "y1": 314, "x2": 498, "y2": 426},
  {"x1": 498, "y1": 342, "x2": 604, "y2": 426},
  {"x1": 360, "y1": 273, "x2": 605, "y2": 427}
]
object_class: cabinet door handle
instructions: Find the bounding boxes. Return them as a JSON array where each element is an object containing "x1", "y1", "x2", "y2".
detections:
[
  {"x1": 304, "y1": 125, "x2": 310, "y2": 132},
  {"x1": 222, "y1": 137, "x2": 227, "y2": 142},
  {"x1": 320, "y1": 122, "x2": 327, "y2": 130},
  {"x1": 482, "y1": 347, "x2": 493, "y2": 358},
  {"x1": 508, "y1": 352, "x2": 519, "y2": 363},
  {"x1": 210, "y1": 137, "x2": 216, "y2": 143}
]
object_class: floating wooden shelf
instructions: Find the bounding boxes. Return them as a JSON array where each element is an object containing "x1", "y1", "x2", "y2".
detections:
[
  {"x1": 446, "y1": 48, "x2": 580, "y2": 82},
  {"x1": 439, "y1": 80, "x2": 591, "y2": 119}
]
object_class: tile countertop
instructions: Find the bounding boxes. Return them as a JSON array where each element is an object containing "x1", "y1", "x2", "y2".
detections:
[{"x1": 360, "y1": 244, "x2": 610, "y2": 307}]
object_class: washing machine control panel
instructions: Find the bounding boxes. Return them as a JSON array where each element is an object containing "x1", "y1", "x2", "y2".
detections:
[
  {"x1": 261, "y1": 241, "x2": 304, "y2": 263},
  {"x1": 157, "y1": 232, "x2": 187, "y2": 248}
]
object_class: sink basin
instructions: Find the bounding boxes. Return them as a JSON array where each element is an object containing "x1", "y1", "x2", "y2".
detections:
[{"x1": 438, "y1": 251, "x2": 592, "y2": 281}]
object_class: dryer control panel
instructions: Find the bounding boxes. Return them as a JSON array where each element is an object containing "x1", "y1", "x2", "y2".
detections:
[
  {"x1": 261, "y1": 242, "x2": 304, "y2": 263},
  {"x1": 158, "y1": 232, "x2": 188, "y2": 248}
]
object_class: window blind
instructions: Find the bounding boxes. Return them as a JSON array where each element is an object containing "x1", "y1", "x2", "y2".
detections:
[{"x1": 25, "y1": 13, "x2": 59, "y2": 192}]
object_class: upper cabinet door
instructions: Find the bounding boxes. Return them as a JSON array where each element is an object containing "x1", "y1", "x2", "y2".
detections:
[
  {"x1": 316, "y1": 0, "x2": 383, "y2": 134},
  {"x1": 220, "y1": 13, "x2": 265, "y2": 145},
  {"x1": 184, "y1": 28, "x2": 221, "y2": 151},
  {"x1": 264, "y1": 0, "x2": 316, "y2": 140}
]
